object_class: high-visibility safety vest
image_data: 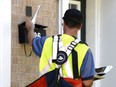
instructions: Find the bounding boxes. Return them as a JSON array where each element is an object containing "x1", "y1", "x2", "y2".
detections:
[{"x1": 39, "y1": 34, "x2": 89, "y2": 79}]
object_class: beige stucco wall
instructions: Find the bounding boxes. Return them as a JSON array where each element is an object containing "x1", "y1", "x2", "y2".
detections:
[{"x1": 11, "y1": 0, "x2": 58, "y2": 87}]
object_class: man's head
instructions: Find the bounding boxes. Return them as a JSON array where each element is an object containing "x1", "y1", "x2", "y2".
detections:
[{"x1": 62, "y1": 9, "x2": 83, "y2": 29}]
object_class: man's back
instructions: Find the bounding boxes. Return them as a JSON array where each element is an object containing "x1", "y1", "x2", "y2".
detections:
[{"x1": 38, "y1": 34, "x2": 93, "y2": 79}]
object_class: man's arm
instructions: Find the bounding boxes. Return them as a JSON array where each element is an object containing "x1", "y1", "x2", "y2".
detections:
[
  {"x1": 25, "y1": 19, "x2": 35, "y2": 45},
  {"x1": 25, "y1": 19, "x2": 47, "y2": 57},
  {"x1": 81, "y1": 49, "x2": 95, "y2": 87}
]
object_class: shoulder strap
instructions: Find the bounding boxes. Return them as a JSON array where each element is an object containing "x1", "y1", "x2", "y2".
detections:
[
  {"x1": 52, "y1": 35, "x2": 80, "y2": 65},
  {"x1": 72, "y1": 49, "x2": 79, "y2": 79},
  {"x1": 66, "y1": 39, "x2": 80, "y2": 56},
  {"x1": 52, "y1": 35, "x2": 60, "y2": 62}
]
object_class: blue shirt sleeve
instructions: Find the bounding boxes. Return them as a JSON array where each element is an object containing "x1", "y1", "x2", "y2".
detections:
[
  {"x1": 80, "y1": 49, "x2": 95, "y2": 80},
  {"x1": 32, "y1": 36, "x2": 47, "y2": 57}
]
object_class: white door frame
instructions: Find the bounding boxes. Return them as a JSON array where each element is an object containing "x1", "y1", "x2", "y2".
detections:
[
  {"x1": 58, "y1": 0, "x2": 69, "y2": 34},
  {"x1": 86, "y1": 0, "x2": 101, "y2": 87},
  {"x1": 95, "y1": 0, "x2": 101, "y2": 69},
  {"x1": 0, "y1": 0, "x2": 11, "y2": 87},
  {"x1": 95, "y1": 0, "x2": 101, "y2": 86}
]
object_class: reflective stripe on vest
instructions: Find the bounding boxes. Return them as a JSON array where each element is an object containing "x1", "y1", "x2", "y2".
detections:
[
  {"x1": 39, "y1": 34, "x2": 89, "y2": 78},
  {"x1": 52, "y1": 35, "x2": 80, "y2": 78}
]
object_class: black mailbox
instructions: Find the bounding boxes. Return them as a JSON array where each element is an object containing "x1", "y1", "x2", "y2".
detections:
[{"x1": 18, "y1": 22, "x2": 47, "y2": 44}]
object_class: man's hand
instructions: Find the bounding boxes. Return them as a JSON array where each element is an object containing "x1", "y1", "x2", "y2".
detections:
[
  {"x1": 25, "y1": 19, "x2": 35, "y2": 45},
  {"x1": 25, "y1": 19, "x2": 35, "y2": 31},
  {"x1": 82, "y1": 79, "x2": 93, "y2": 87}
]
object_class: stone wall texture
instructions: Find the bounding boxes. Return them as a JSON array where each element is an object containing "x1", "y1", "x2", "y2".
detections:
[{"x1": 11, "y1": 0, "x2": 58, "y2": 87}]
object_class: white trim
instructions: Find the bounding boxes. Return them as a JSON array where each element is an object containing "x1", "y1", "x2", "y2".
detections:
[
  {"x1": 86, "y1": 0, "x2": 101, "y2": 86},
  {"x1": 95, "y1": 0, "x2": 101, "y2": 87},
  {"x1": 58, "y1": 0, "x2": 62, "y2": 34},
  {"x1": 0, "y1": 0, "x2": 11, "y2": 87},
  {"x1": 95, "y1": 0, "x2": 100, "y2": 67},
  {"x1": 58, "y1": 0, "x2": 69, "y2": 34}
]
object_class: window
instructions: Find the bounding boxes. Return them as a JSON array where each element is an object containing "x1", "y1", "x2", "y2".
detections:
[{"x1": 69, "y1": 0, "x2": 81, "y2": 10}]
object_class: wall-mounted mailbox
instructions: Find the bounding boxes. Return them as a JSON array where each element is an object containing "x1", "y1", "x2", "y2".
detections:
[{"x1": 18, "y1": 22, "x2": 47, "y2": 44}]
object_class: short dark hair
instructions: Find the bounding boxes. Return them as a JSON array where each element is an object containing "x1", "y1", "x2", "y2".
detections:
[{"x1": 62, "y1": 9, "x2": 83, "y2": 28}]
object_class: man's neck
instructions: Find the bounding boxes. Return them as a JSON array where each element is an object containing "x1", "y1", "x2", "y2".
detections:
[{"x1": 64, "y1": 28, "x2": 79, "y2": 37}]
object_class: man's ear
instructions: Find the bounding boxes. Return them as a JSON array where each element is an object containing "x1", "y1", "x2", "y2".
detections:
[{"x1": 79, "y1": 23, "x2": 83, "y2": 30}]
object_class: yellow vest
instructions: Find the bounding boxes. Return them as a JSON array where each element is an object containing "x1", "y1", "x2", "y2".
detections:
[{"x1": 39, "y1": 34, "x2": 89, "y2": 78}]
